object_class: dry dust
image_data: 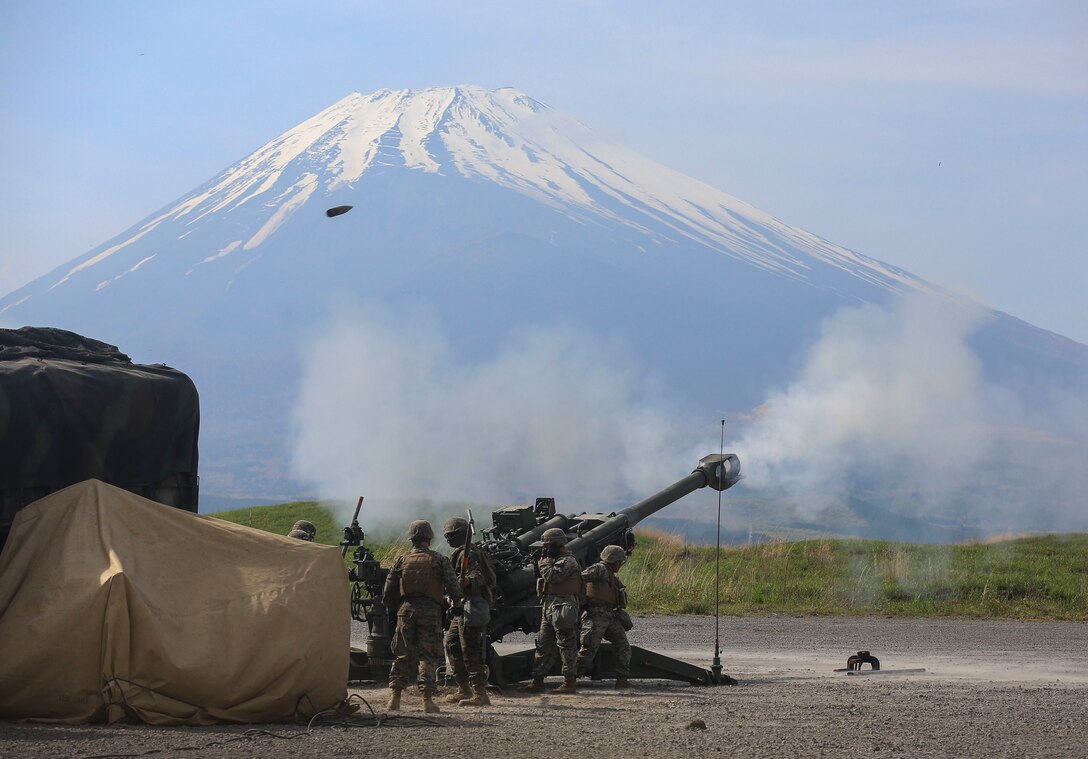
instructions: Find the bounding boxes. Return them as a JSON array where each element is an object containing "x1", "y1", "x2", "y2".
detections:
[{"x1": 2, "y1": 615, "x2": 1085, "y2": 758}]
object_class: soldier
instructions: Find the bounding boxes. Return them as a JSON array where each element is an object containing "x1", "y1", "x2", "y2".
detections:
[
  {"x1": 442, "y1": 516, "x2": 497, "y2": 706},
  {"x1": 383, "y1": 520, "x2": 461, "y2": 713},
  {"x1": 577, "y1": 544, "x2": 633, "y2": 688},
  {"x1": 290, "y1": 520, "x2": 316, "y2": 541},
  {"x1": 521, "y1": 527, "x2": 582, "y2": 694}
]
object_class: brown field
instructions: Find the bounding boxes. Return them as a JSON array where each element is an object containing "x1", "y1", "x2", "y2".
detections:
[{"x1": 3, "y1": 615, "x2": 1085, "y2": 758}]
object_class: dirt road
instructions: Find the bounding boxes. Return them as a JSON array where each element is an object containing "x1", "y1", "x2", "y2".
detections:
[{"x1": 2, "y1": 615, "x2": 1085, "y2": 758}]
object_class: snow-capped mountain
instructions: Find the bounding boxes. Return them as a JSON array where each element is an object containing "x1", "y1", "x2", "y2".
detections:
[
  {"x1": 14, "y1": 86, "x2": 926, "y2": 302},
  {"x1": 3, "y1": 86, "x2": 1085, "y2": 520}
]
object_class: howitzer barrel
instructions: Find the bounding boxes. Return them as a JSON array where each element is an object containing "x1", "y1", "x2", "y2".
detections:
[{"x1": 566, "y1": 453, "x2": 740, "y2": 556}]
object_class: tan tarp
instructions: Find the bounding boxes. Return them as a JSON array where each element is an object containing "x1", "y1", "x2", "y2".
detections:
[{"x1": 0, "y1": 480, "x2": 349, "y2": 724}]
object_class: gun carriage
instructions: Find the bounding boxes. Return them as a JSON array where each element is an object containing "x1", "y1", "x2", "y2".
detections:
[{"x1": 343, "y1": 453, "x2": 741, "y2": 686}]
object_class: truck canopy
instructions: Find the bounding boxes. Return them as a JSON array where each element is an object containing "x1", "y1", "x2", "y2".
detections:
[
  {"x1": 0, "y1": 327, "x2": 199, "y2": 551},
  {"x1": 0, "y1": 480, "x2": 348, "y2": 723}
]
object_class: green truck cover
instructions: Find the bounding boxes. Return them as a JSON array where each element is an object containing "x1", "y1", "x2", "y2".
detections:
[{"x1": 0, "y1": 327, "x2": 199, "y2": 550}]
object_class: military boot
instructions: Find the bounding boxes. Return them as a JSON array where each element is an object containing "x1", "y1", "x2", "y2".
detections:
[
  {"x1": 422, "y1": 690, "x2": 441, "y2": 714},
  {"x1": 615, "y1": 677, "x2": 632, "y2": 689},
  {"x1": 445, "y1": 677, "x2": 472, "y2": 703},
  {"x1": 519, "y1": 676, "x2": 546, "y2": 693},
  {"x1": 459, "y1": 684, "x2": 491, "y2": 707},
  {"x1": 552, "y1": 675, "x2": 578, "y2": 694},
  {"x1": 386, "y1": 688, "x2": 401, "y2": 711}
]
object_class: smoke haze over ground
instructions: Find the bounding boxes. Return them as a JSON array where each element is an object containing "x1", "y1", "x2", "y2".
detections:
[
  {"x1": 290, "y1": 304, "x2": 706, "y2": 526},
  {"x1": 733, "y1": 295, "x2": 991, "y2": 502},
  {"x1": 291, "y1": 297, "x2": 1087, "y2": 537},
  {"x1": 730, "y1": 294, "x2": 1088, "y2": 535}
]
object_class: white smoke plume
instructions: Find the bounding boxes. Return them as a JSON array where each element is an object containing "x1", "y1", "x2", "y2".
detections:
[
  {"x1": 291, "y1": 296, "x2": 1087, "y2": 538},
  {"x1": 290, "y1": 305, "x2": 701, "y2": 525},
  {"x1": 730, "y1": 293, "x2": 1088, "y2": 532},
  {"x1": 733, "y1": 294, "x2": 990, "y2": 497}
]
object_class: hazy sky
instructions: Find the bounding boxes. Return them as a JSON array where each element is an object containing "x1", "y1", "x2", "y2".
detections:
[{"x1": 2, "y1": 0, "x2": 1085, "y2": 342}]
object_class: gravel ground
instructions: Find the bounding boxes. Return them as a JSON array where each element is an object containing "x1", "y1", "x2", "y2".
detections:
[{"x1": 2, "y1": 615, "x2": 1086, "y2": 758}]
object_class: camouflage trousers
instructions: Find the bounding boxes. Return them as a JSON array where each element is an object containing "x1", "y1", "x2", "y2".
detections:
[
  {"x1": 444, "y1": 616, "x2": 489, "y2": 686},
  {"x1": 389, "y1": 600, "x2": 444, "y2": 693},
  {"x1": 531, "y1": 596, "x2": 579, "y2": 678},
  {"x1": 577, "y1": 606, "x2": 631, "y2": 677}
]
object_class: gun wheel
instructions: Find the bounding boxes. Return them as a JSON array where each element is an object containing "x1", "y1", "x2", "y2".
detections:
[{"x1": 350, "y1": 582, "x2": 368, "y2": 622}]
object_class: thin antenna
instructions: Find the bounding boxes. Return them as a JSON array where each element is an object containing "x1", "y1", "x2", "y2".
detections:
[{"x1": 711, "y1": 418, "x2": 725, "y2": 683}]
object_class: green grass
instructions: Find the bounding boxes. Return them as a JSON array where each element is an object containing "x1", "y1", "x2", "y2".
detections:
[
  {"x1": 625, "y1": 529, "x2": 1088, "y2": 620},
  {"x1": 213, "y1": 501, "x2": 411, "y2": 564},
  {"x1": 215, "y1": 501, "x2": 344, "y2": 545},
  {"x1": 211, "y1": 501, "x2": 1088, "y2": 620}
]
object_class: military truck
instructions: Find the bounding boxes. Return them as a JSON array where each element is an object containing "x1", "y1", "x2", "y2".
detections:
[{"x1": 0, "y1": 327, "x2": 199, "y2": 551}]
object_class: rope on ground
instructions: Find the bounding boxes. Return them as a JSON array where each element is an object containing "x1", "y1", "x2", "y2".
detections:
[
  {"x1": 79, "y1": 728, "x2": 307, "y2": 759},
  {"x1": 79, "y1": 694, "x2": 444, "y2": 758},
  {"x1": 305, "y1": 694, "x2": 444, "y2": 729}
]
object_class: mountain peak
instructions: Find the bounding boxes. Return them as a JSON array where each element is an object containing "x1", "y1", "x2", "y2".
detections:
[
  {"x1": 7, "y1": 85, "x2": 923, "y2": 308},
  {"x1": 193, "y1": 84, "x2": 559, "y2": 211}
]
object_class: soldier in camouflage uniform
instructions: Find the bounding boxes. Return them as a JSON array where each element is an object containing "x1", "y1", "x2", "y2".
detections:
[
  {"x1": 521, "y1": 528, "x2": 582, "y2": 694},
  {"x1": 442, "y1": 516, "x2": 498, "y2": 706},
  {"x1": 383, "y1": 520, "x2": 461, "y2": 713},
  {"x1": 291, "y1": 520, "x2": 317, "y2": 541},
  {"x1": 287, "y1": 519, "x2": 315, "y2": 541},
  {"x1": 577, "y1": 544, "x2": 633, "y2": 688}
]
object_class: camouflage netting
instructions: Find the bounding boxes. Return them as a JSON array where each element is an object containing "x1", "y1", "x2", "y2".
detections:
[{"x1": 0, "y1": 327, "x2": 199, "y2": 551}]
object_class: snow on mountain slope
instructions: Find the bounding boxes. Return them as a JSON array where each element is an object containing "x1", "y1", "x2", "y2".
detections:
[{"x1": 5, "y1": 85, "x2": 927, "y2": 314}]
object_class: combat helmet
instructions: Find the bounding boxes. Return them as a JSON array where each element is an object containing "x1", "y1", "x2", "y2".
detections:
[
  {"x1": 601, "y1": 545, "x2": 626, "y2": 564},
  {"x1": 288, "y1": 529, "x2": 313, "y2": 541},
  {"x1": 541, "y1": 528, "x2": 568, "y2": 546},
  {"x1": 292, "y1": 519, "x2": 317, "y2": 538},
  {"x1": 408, "y1": 519, "x2": 435, "y2": 542},
  {"x1": 443, "y1": 517, "x2": 469, "y2": 546}
]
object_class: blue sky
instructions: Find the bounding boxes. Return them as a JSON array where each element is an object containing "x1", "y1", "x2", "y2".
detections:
[{"x1": 2, "y1": 0, "x2": 1085, "y2": 342}]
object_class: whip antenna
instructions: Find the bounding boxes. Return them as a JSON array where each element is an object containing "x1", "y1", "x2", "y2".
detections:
[{"x1": 711, "y1": 418, "x2": 725, "y2": 683}]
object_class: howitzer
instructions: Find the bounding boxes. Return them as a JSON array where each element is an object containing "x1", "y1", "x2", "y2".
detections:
[
  {"x1": 340, "y1": 497, "x2": 394, "y2": 669},
  {"x1": 479, "y1": 453, "x2": 740, "y2": 686},
  {"x1": 345, "y1": 453, "x2": 741, "y2": 686}
]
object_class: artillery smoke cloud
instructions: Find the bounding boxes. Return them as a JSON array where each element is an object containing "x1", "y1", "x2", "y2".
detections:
[
  {"x1": 290, "y1": 305, "x2": 700, "y2": 525},
  {"x1": 731, "y1": 293, "x2": 1088, "y2": 534},
  {"x1": 734, "y1": 295, "x2": 990, "y2": 497},
  {"x1": 291, "y1": 295, "x2": 1087, "y2": 539}
]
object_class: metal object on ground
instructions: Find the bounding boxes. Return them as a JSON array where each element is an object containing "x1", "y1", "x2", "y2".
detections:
[
  {"x1": 835, "y1": 650, "x2": 923, "y2": 675},
  {"x1": 344, "y1": 453, "x2": 742, "y2": 686},
  {"x1": 846, "y1": 651, "x2": 880, "y2": 671}
]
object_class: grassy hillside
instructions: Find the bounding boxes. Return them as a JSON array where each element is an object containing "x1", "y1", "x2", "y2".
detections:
[
  {"x1": 625, "y1": 529, "x2": 1088, "y2": 619},
  {"x1": 213, "y1": 502, "x2": 1088, "y2": 620},
  {"x1": 216, "y1": 501, "x2": 343, "y2": 545},
  {"x1": 213, "y1": 500, "x2": 413, "y2": 562}
]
